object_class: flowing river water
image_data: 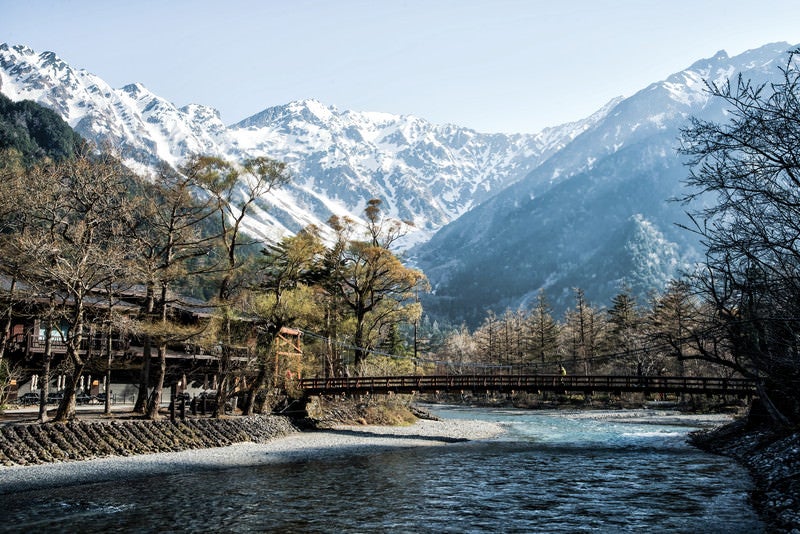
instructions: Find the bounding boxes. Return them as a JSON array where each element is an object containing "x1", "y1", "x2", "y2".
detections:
[{"x1": 1, "y1": 406, "x2": 762, "y2": 533}]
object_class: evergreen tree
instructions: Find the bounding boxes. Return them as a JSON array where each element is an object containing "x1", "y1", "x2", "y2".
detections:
[
  {"x1": 649, "y1": 279, "x2": 698, "y2": 376},
  {"x1": 605, "y1": 287, "x2": 645, "y2": 374},
  {"x1": 0, "y1": 93, "x2": 82, "y2": 163},
  {"x1": 242, "y1": 226, "x2": 325, "y2": 414}
]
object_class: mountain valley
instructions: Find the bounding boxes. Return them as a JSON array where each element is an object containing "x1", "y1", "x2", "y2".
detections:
[{"x1": 2, "y1": 41, "x2": 797, "y2": 323}]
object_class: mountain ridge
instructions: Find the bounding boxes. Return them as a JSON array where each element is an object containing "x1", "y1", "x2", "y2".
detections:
[
  {"x1": 2, "y1": 41, "x2": 797, "y2": 325},
  {"x1": 413, "y1": 41, "x2": 797, "y2": 323},
  {"x1": 0, "y1": 42, "x2": 606, "y2": 247}
]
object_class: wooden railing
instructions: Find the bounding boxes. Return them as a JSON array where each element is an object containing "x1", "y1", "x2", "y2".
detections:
[
  {"x1": 11, "y1": 334, "x2": 130, "y2": 355},
  {"x1": 299, "y1": 374, "x2": 757, "y2": 397}
]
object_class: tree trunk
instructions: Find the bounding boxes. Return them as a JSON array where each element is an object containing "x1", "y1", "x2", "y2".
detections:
[
  {"x1": 104, "y1": 325, "x2": 113, "y2": 415},
  {"x1": 242, "y1": 363, "x2": 268, "y2": 416},
  {"x1": 213, "y1": 353, "x2": 229, "y2": 418},
  {"x1": 243, "y1": 348, "x2": 273, "y2": 416},
  {"x1": 134, "y1": 285, "x2": 155, "y2": 413},
  {"x1": 0, "y1": 277, "x2": 16, "y2": 361},
  {"x1": 756, "y1": 382, "x2": 792, "y2": 428},
  {"x1": 145, "y1": 344, "x2": 167, "y2": 419},
  {"x1": 54, "y1": 364, "x2": 84, "y2": 421},
  {"x1": 242, "y1": 328, "x2": 279, "y2": 415},
  {"x1": 134, "y1": 337, "x2": 151, "y2": 413},
  {"x1": 353, "y1": 319, "x2": 366, "y2": 373},
  {"x1": 37, "y1": 329, "x2": 53, "y2": 423},
  {"x1": 213, "y1": 313, "x2": 233, "y2": 418},
  {"x1": 55, "y1": 313, "x2": 86, "y2": 422}
]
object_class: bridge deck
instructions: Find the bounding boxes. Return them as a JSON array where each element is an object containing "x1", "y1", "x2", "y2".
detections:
[{"x1": 299, "y1": 374, "x2": 756, "y2": 397}]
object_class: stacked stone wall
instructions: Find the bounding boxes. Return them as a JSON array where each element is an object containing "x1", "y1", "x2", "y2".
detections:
[{"x1": 0, "y1": 416, "x2": 299, "y2": 466}]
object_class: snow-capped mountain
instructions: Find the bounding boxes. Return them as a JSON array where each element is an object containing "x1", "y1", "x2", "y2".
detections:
[
  {"x1": 414, "y1": 42, "x2": 798, "y2": 323},
  {"x1": 4, "y1": 41, "x2": 795, "y2": 325},
  {"x1": 0, "y1": 43, "x2": 605, "y2": 246}
]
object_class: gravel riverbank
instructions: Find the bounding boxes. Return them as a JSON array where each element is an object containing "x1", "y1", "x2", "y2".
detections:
[
  {"x1": 0, "y1": 418, "x2": 504, "y2": 495},
  {"x1": 690, "y1": 418, "x2": 800, "y2": 533}
]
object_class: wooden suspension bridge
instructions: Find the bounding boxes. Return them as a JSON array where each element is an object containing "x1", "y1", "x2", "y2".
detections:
[{"x1": 298, "y1": 374, "x2": 757, "y2": 398}]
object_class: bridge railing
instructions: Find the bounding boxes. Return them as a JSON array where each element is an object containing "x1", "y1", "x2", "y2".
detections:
[{"x1": 298, "y1": 374, "x2": 757, "y2": 396}]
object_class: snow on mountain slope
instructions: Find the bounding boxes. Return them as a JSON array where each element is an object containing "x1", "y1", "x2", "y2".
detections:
[
  {"x1": 0, "y1": 45, "x2": 224, "y2": 170},
  {"x1": 414, "y1": 42, "x2": 798, "y2": 323},
  {"x1": 3, "y1": 40, "x2": 796, "y2": 324},
  {"x1": 0, "y1": 43, "x2": 607, "y2": 246}
]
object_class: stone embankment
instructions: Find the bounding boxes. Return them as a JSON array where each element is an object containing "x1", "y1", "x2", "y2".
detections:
[
  {"x1": 0, "y1": 415, "x2": 300, "y2": 466},
  {"x1": 691, "y1": 419, "x2": 800, "y2": 533}
]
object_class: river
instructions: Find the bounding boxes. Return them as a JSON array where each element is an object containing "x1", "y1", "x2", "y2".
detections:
[{"x1": 0, "y1": 406, "x2": 762, "y2": 533}]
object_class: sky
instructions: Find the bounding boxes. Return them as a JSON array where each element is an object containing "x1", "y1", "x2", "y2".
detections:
[{"x1": 2, "y1": 0, "x2": 800, "y2": 133}]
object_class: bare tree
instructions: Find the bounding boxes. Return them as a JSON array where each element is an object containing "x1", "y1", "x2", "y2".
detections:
[
  {"x1": 0, "y1": 149, "x2": 33, "y2": 362},
  {"x1": 439, "y1": 325, "x2": 479, "y2": 374},
  {"x1": 10, "y1": 148, "x2": 139, "y2": 421},
  {"x1": 679, "y1": 48, "x2": 800, "y2": 425}
]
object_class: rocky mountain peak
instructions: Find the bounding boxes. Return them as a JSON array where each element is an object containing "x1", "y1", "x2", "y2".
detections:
[{"x1": 0, "y1": 42, "x2": 597, "y2": 246}]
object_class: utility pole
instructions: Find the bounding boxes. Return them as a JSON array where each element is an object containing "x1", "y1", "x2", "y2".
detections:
[{"x1": 413, "y1": 319, "x2": 418, "y2": 375}]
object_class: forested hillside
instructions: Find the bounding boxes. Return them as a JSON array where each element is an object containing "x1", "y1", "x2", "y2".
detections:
[{"x1": 0, "y1": 93, "x2": 82, "y2": 163}]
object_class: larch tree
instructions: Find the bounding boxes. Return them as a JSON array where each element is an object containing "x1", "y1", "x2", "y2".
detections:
[
  {"x1": 526, "y1": 290, "x2": 560, "y2": 368},
  {"x1": 473, "y1": 310, "x2": 501, "y2": 369},
  {"x1": 324, "y1": 200, "x2": 428, "y2": 374},
  {"x1": 648, "y1": 279, "x2": 699, "y2": 376},
  {"x1": 605, "y1": 288, "x2": 647, "y2": 374},
  {"x1": 560, "y1": 288, "x2": 603, "y2": 375},
  {"x1": 186, "y1": 155, "x2": 291, "y2": 416},
  {"x1": 497, "y1": 308, "x2": 525, "y2": 368},
  {"x1": 439, "y1": 325, "x2": 479, "y2": 374}
]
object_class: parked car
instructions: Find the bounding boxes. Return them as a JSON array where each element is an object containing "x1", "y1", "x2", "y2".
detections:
[
  {"x1": 47, "y1": 392, "x2": 64, "y2": 404},
  {"x1": 17, "y1": 392, "x2": 40, "y2": 406},
  {"x1": 197, "y1": 391, "x2": 216, "y2": 401},
  {"x1": 195, "y1": 391, "x2": 233, "y2": 413},
  {"x1": 76, "y1": 392, "x2": 93, "y2": 405}
]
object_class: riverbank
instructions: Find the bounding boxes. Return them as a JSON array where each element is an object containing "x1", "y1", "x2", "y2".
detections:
[
  {"x1": 691, "y1": 418, "x2": 800, "y2": 533},
  {"x1": 1, "y1": 404, "x2": 794, "y2": 532},
  {"x1": 0, "y1": 416, "x2": 504, "y2": 494}
]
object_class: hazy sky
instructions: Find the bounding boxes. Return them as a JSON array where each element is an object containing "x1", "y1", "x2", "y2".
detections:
[{"x1": 2, "y1": 0, "x2": 800, "y2": 133}]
